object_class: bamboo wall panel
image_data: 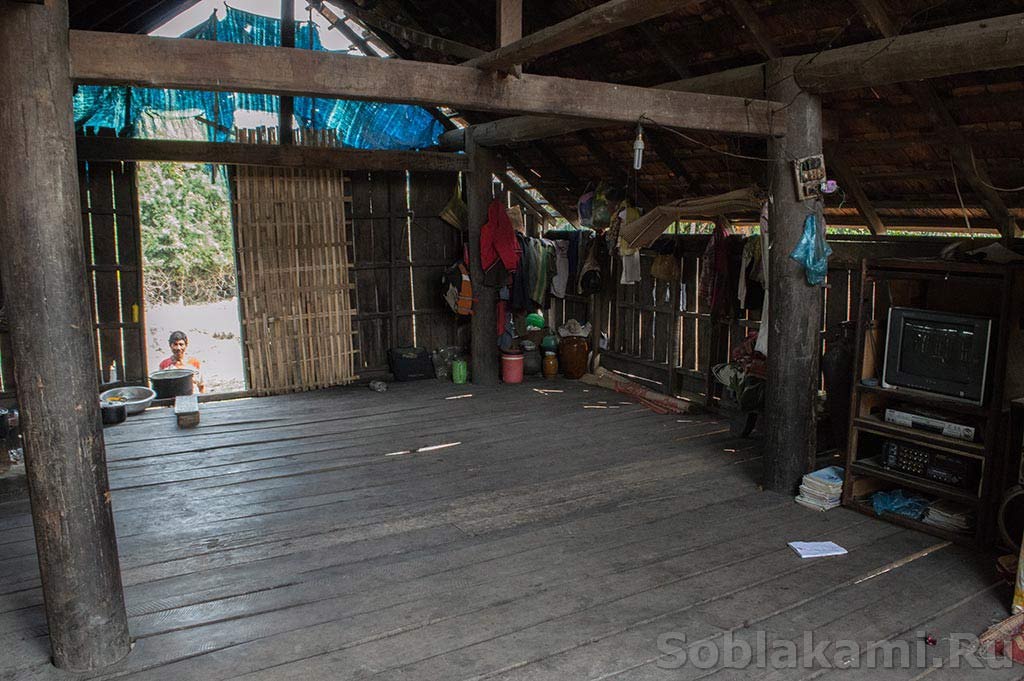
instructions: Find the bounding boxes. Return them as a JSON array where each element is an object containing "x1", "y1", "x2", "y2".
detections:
[{"x1": 233, "y1": 165, "x2": 357, "y2": 395}]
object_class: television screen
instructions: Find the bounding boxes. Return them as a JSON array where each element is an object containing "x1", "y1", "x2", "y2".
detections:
[{"x1": 883, "y1": 308, "x2": 992, "y2": 404}]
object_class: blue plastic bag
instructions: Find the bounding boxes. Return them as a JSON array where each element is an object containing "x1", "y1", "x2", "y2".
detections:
[
  {"x1": 871, "y1": 489, "x2": 929, "y2": 520},
  {"x1": 789, "y1": 214, "x2": 832, "y2": 286}
]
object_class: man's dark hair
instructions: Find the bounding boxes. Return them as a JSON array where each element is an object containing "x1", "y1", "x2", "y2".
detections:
[{"x1": 168, "y1": 331, "x2": 188, "y2": 345}]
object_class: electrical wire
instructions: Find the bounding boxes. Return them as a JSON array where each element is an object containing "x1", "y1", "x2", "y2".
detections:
[
  {"x1": 639, "y1": 115, "x2": 775, "y2": 162},
  {"x1": 950, "y1": 156, "x2": 974, "y2": 236},
  {"x1": 969, "y1": 146, "x2": 1024, "y2": 192}
]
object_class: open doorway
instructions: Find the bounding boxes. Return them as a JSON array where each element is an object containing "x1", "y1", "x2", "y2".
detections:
[{"x1": 137, "y1": 161, "x2": 246, "y2": 393}]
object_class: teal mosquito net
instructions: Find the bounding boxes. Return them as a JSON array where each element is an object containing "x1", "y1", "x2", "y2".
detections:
[{"x1": 73, "y1": 7, "x2": 444, "y2": 150}]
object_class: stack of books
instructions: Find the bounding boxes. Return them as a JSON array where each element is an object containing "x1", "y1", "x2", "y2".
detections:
[
  {"x1": 923, "y1": 499, "x2": 974, "y2": 533},
  {"x1": 796, "y1": 466, "x2": 844, "y2": 511}
]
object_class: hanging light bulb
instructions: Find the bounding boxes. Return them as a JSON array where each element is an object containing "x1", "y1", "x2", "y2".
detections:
[{"x1": 633, "y1": 123, "x2": 645, "y2": 171}]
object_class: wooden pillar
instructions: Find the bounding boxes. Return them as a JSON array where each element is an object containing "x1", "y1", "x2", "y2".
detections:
[
  {"x1": 0, "y1": 1, "x2": 131, "y2": 671},
  {"x1": 763, "y1": 59, "x2": 825, "y2": 494},
  {"x1": 466, "y1": 130, "x2": 500, "y2": 384},
  {"x1": 496, "y1": 0, "x2": 523, "y2": 77},
  {"x1": 279, "y1": 0, "x2": 295, "y2": 144}
]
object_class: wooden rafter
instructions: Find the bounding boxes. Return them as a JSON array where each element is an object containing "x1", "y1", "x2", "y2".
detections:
[
  {"x1": 316, "y1": 0, "x2": 485, "y2": 60},
  {"x1": 576, "y1": 130, "x2": 654, "y2": 206},
  {"x1": 722, "y1": 0, "x2": 780, "y2": 59},
  {"x1": 69, "y1": 30, "x2": 786, "y2": 138},
  {"x1": 724, "y1": 0, "x2": 885, "y2": 235},
  {"x1": 463, "y1": 0, "x2": 699, "y2": 73},
  {"x1": 824, "y1": 146, "x2": 887, "y2": 235},
  {"x1": 628, "y1": 23, "x2": 707, "y2": 198},
  {"x1": 308, "y1": 1, "x2": 375, "y2": 55},
  {"x1": 503, "y1": 148, "x2": 579, "y2": 220},
  {"x1": 442, "y1": 11, "x2": 1024, "y2": 148},
  {"x1": 75, "y1": 136, "x2": 468, "y2": 172},
  {"x1": 852, "y1": 0, "x2": 1016, "y2": 237},
  {"x1": 314, "y1": 1, "x2": 571, "y2": 225},
  {"x1": 644, "y1": 126, "x2": 704, "y2": 194},
  {"x1": 533, "y1": 141, "x2": 582, "y2": 193},
  {"x1": 498, "y1": 171, "x2": 550, "y2": 221}
]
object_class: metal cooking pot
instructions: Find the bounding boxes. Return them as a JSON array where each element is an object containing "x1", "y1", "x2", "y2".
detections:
[
  {"x1": 100, "y1": 402, "x2": 127, "y2": 426},
  {"x1": 149, "y1": 368, "x2": 195, "y2": 400}
]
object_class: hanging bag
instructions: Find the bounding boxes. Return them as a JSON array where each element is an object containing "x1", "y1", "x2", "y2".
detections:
[
  {"x1": 789, "y1": 214, "x2": 832, "y2": 286},
  {"x1": 650, "y1": 254, "x2": 680, "y2": 282},
  {"x1": 440, "y1": 178, "x2": 468, "y2": 229}
]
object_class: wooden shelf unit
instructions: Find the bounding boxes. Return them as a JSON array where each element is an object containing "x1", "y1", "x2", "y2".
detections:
[{"x1": 841, "y1": 258, "x2": 1024, "y2": 546}]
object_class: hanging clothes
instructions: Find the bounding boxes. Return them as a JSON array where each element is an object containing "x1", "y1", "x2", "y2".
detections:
[
  {"x1": 530, "y1": 239, "x2": 555, "y2": 308},
  {"x1": 756, "y1": 201, "x2": 771, "y2": 355},
  {"x1": 699, "y1": 221, "x2": 731, "y2": 314},
  {"x1": 737, "y1": 235, "x2": 764, "y2": 311},
  {"x1": 481, "y1": 199, "x2": 520, "y2": 282},
  {"x1": 616, "y1": 206, "x2": 642, "y2": 285},
  {"x1": 579, "y1": 234, "x2": 608, "y2": 295},
  {"x1": 619, "y1": 237, "x2": 641, "y2": 285},
  {"x1": 511, "y1": 233, "x2": 533, "y2": 310},
  {"x1": 552, "y1": 240, "x2": 570, "y2": 299}
]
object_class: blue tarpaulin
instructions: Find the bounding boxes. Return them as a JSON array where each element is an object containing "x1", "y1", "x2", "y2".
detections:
[{"x1": 73, "y1": 7, "x2": 443, "y2": 150}]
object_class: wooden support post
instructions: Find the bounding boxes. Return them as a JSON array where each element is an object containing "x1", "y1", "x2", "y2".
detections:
[
  {"x1": 496, "y1": 0, "x2": 523, "y2": 77},
  {"x1": 763, "y1": 60, "x2": 825, "y2": 495},
  {"x1": 0, "y1": 0, "x2": 131, "y2": 671},
  {"x1": 279, "y1": 0, "x2": 295, "y2": 144},
  {"x1": 466, "y1": 131, "x2": 500, "y2": 385}
]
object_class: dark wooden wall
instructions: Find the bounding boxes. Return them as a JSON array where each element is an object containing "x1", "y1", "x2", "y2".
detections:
[
  {"x1": 552, "y1": 234, "x2": 953, "y2": 401},
  {"x1": 348, "y1": 170, "x2": 466, "y2": 376},
  {"x1": 78, "y1": 160, "x2": 147, "y2": 387}
]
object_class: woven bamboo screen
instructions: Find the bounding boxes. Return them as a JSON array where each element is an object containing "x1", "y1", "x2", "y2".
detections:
[{"x1": 233, "y1": 165, "x2": 357, "y2": 394}]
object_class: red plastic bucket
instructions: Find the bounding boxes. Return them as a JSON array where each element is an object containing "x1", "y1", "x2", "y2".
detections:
[{"x1": 501, "y1": 352, "x2": 524, "y2": 384}]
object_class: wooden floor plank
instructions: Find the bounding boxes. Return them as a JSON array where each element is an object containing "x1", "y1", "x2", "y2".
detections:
[{"x1": 0, "y1": 380, "x2": 1007, "y2": 681}]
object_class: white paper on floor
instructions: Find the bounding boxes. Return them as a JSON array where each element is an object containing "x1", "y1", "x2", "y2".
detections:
[{"x1": 788, "y1": 541, "x2": 848, "y2": 559}]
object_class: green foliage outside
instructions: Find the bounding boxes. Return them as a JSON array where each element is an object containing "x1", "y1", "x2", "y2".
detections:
[{"x1": 138, "y1": 162, "x2": 236, "y2": 305}]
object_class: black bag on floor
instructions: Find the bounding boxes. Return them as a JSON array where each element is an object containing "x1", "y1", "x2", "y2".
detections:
[{"x1": 388, "y1": 347, "x2": 435, "y2": 381}]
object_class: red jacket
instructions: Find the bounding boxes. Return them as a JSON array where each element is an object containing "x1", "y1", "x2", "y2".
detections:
[{"x1": 480, "y1": 199, "x2": 520, "y2": 273}]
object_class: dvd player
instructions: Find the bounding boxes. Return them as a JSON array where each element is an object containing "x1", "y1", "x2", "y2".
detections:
[{"x1": 884, "y1": 408, "x2": 975, "y2": 442}]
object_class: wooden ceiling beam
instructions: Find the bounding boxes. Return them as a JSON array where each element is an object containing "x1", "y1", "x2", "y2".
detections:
[
  {"x1": 75, "y1": 136, "x2": 468, "y2": 172},
  {"x1": 442, "y1": 11, "x2": 1024, "y2": 148},
  {"x1": 852, "y1": 0, "x2": 1016, "y2": 237},
  {"x1": 724, "y1": 0, "x2": 885, "y2": 235},
  {"x1": 70, "y1": 30, "x2": 786, "y2": 139},
  {"x1": 463, "y1": 0, "x2": 699, "y2": 73},
  {"x1": 317, "y1": 0, "x2": 485, "y2": 60},
  {"x1": 438, "y1": 64, "x2": 771, "y2": 149},
  {"x1": 792, "y1": 11, "x2": 1024, "y2": 93}
]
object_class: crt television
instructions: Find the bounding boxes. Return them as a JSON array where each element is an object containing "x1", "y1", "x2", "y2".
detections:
[{"x1": 881, "y1": 307, "x2": 992, "y2": 405}]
